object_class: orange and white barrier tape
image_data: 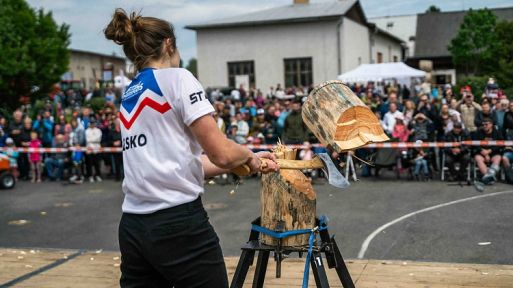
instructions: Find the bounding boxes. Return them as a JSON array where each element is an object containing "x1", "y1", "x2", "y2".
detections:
[{"x1": 2, "y1": 141, "x2": 513, "y2": 153}]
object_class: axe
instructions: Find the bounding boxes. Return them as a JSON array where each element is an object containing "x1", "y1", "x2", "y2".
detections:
[{"x1": 231, "y1": 153, "x2": 350, "y2": 189}]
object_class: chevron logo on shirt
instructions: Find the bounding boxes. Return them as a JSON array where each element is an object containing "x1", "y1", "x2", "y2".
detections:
[{"x1": 120, "y1": 69, "x2": 172, "y2": 129}]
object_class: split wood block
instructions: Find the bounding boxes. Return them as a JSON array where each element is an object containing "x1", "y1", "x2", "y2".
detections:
[{"x1": 302, "y1": 80, "x2": 389, "y2": 153}]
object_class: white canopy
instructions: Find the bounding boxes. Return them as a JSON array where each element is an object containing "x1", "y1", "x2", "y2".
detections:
[
  {"x1": 114, "y1": 75, "x2": 132, "y2": 89},
  {"x1": 337, "y1": 62, "x2": 426, "y2": 82}
]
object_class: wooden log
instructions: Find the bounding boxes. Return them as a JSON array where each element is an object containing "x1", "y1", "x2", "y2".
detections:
[
  {"x1": 302, "y1": 80, "x2": 389, "y2": 153},
  {"x1": 260, "y1": 144, "x2": 316, "y2": 247}
]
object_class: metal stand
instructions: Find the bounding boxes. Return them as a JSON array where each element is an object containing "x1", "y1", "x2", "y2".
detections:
[{"x1": 230, "y1": 217, "x2": 355, "y2": 288}]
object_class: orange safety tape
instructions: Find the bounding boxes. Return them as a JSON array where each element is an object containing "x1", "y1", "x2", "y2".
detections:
[{"x1": 2, "y1": 141, "x2": 513, "y2": 153}]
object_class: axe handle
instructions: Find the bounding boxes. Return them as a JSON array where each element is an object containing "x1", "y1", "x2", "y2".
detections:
[
  {"x1": 230, "y1": 157, "x2": 324, "y2": 176},
  {"x1": 274, "y1": 157, "x2": 325, "y2": 169}
]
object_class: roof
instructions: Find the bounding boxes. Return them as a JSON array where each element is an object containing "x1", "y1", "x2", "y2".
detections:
[
  {"x1": 70, "y1": 49, "x2": 126, "y2": 61},
  {"x1": 414, "y1": 7, "x2": 513, "y2": 58},
  {"x1": 186, "y1": 0, "x2": 358, "y2": 30}
]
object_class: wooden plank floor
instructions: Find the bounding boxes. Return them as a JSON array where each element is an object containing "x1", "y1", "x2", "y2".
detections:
[{"x1": 1, "y1": 248, "x2": 512, "y2": 287}]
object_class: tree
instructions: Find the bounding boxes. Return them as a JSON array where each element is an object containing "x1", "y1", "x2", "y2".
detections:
[
  {"x1": 0, "y1": 0, "x2": 71, "y2": 113},
  {"x1": 186, "y1": 58, "x2": 198, "y2": 78},
  {"x1": 426, "y1": 5, "x2": 441, "y2": 13},
  {"x1": 492, "y1": 20, "x2": 513, "y2": 95},
  {"x1": 448, "y1": 8, "x2": 497, "y2": 76}
]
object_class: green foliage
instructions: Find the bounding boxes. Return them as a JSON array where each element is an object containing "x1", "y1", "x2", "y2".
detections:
[
  {"x1": 0, "y1": 0, "x2": 70, "y2": 113},
  {"x1": 448, "y1": 8, "x2": 497, "y2": 75},
  {"x1": 426, "y1": 5, "x2": 441, "y2": 13},
  {"x1": 86, "y1": 97, "x2": 106, "y2": 113},
  {"x1": 186, "y1": 58, "x2": 198, "y2": 78},
  {"x1": 492, "y1": 21, "x2": 513, "y2": 94}
]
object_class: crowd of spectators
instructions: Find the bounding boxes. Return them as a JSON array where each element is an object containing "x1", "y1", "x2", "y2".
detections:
[
  {"x1": 0, "y1": 87, "x2": 123, "y2": 184},
  {"x1": 1, "y1": 77, "x2": 512, "y2": 186}
]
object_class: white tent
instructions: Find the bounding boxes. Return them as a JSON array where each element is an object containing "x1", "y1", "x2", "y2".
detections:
[
  {"x1": 337, "y1": 62, "x2": 426, "y2": 83},
  {"x1": 114, "y1": 75, "x2": 132, "y2": 89}
]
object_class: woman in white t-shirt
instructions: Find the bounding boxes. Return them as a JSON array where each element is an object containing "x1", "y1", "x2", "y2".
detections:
[{"x1": 104, "y1": 9, "x2": 278, "y2": 288}]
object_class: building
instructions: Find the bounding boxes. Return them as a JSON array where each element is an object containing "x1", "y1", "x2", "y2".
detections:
[
  {"x1": 186, "y1": 0, "x2": 404, "y2": 90},
  {"x1": 62, "y1": 49, "x2": 127, "y2": 90},
  {"x1": 407, "y1": 7, "x2": 513, "y2": 85},
  {"x1": 369, "y1": 14, "x2": 417, "y2": 57}
]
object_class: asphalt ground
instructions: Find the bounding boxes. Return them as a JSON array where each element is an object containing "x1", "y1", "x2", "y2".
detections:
[{"x1": 1, "y1": 172, "x2": 513, "y2": 265}]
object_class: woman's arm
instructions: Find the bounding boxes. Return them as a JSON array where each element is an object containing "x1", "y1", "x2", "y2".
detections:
[
  {"x1": 190, "y1": 114, "x2": 259, "y2": 171},
  {"x1": 201, "y1": 154, "x2": 229, "y2": 178},
  {"x1": 191, "y1": 115, "x2": 279, "y2": 178}
]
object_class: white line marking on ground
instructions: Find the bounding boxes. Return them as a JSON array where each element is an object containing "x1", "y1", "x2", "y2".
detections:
[{"x1": 357, "y1": 190, "x2": 513, "y2": 259}]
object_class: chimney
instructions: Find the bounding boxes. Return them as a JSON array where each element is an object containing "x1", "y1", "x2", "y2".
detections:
[{"x1": 294, "y1": 0, "x2": 309, "y2": 4}]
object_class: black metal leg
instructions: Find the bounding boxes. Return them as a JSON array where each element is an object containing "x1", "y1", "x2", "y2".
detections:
[
  {"x1": 310, "y1": 251, "x2": 330, "y2": 288},
  {"x1": 331, "y1": 237, "x2": 355, "y2": 288},
  {"x1": 319, "y1": 224, "x2": 336, "y2": 269},
  {"x1": 252, "y1": 251, "x2": 270, "y2": 288},
  {"x1": 231, "y1": 249, "x2": 256, "y2": 288}
]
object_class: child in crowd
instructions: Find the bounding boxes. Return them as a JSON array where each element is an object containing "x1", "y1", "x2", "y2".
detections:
[
  {"x1": 412, "y1": 140, "x2": 429, "y2": 181},
  {"x1": 299, "y1": 141, "x2": 316, "y2": 179},
  {"x1": 28, "y1": 131, "x2": 42, "y2": 182},
  {"x1": 69, "y1": 142, "x2": 85, "y2": 184},
  {"x1": 2, "y1": 138, "x2": 19, "y2": 180}
]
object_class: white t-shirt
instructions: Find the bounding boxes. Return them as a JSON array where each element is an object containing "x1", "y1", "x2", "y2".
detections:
[{"x1": 119, "y1": 68, "x2": 214, "y2": 214}]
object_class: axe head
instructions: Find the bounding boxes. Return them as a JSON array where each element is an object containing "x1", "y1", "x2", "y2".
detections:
[{"x1": 317, "y1": 153, "x2": 350, "y2": 189}]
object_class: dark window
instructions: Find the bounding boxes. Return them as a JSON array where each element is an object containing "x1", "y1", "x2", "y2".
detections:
[
  {"x1": 284, "y1": 57, "x2": 313, "y2": 88},
  {"x1": 227, "y1": 61, "x2": 255, "y2": 88},
  {"x1": 377, "y1": 52, "x2": 383, "y2": 63}
]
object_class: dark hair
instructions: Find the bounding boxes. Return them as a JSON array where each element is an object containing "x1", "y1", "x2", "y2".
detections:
[
  {"x1": 482, "y1": 117, "x2": 493, "y2": 124},
  {"x1": 104, "y1": 8, "x2": 176, "y2": 71}
]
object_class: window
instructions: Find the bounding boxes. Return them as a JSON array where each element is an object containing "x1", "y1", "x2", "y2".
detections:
[
  {"x1": 284, "y1": 57, "x2": 313, "y2": 88},
  {"x1": 377, "y1": 52, "x2": 383, "y2": 63},
  {"x1": 227, "y1": 61, "x2": 254, "y2": 88}
]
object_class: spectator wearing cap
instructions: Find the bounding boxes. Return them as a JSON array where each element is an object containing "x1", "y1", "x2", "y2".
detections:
[
  {"x1": 382, "y1": 102, "x2": 404, "y2": 136},
  {"x1": 85, "y1": 118, "x2": 102, "y2": 183},
  {"x1": 457, "y1": 86, "x2": 481, "y2": 133},
  {"x1": 391, "y1": 114, "x2": 411, "y2": 142},
  {"x1": 444, "y1": 122, "x2": 471, "y2": 181},
  {"x1": 473, "y1": 117, "x2": 503, "y2": 184}
]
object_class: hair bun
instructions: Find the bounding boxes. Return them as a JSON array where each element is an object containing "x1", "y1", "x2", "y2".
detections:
[{"x1": 104, "y1": 8, "x2": 135, "y2": 45}]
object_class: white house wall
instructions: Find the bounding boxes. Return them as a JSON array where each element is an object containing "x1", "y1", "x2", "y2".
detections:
[
  {"x1": 196, "y1": 21, "x2": 339, "y2": 90},
  {"x1": 369, "y1": 15, "x2": 417, "y2": 56},
  {"x1": 370, "y1": 32, "x2": 402, "y2": 64},
  {"x1": 341, "y1": 17, "x2": 370, "y2": 73}
]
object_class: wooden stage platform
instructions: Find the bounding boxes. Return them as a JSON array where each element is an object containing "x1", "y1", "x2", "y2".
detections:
[{"x1": 0, "y1": 248, "x2": 512, "y2": 287}]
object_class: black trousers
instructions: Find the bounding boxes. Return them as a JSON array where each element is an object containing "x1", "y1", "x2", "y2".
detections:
[
  {"x1": 85, "y1": 153, "x2": 101, "y2": 177},
  {"x1": 118, "y1": 197, "x2": 228, "y2": 288},
  {"x1": 446, "y1": 152, "x2": 470, "y2": 180}
]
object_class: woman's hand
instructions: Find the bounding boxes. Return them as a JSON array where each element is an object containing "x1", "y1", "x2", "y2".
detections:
[{"x1": 255, "y1": 151, "x2": 279, "y2": 174}]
